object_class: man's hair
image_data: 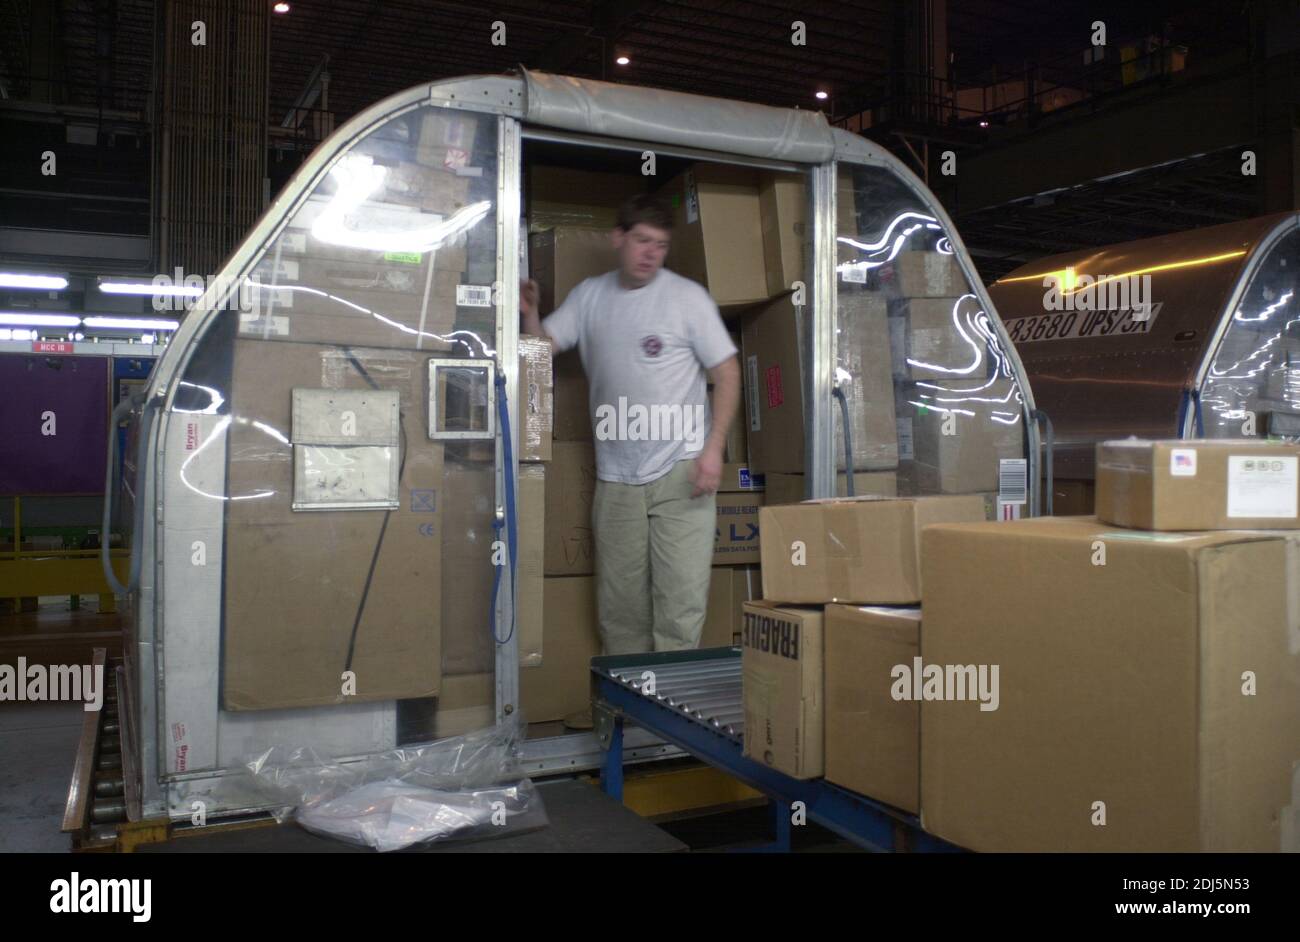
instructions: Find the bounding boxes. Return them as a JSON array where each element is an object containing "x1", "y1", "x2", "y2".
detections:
[{"x1": 616, "y1": 193, "x2": 674, "y2": 233}]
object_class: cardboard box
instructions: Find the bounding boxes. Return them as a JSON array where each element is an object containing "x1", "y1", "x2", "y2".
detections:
[
  {"x1": 904, "y1": 377, "x2": 1024, "y2": 494},
  {"x1": 719, "y1": 463, "x2": 765, "y2": 492},
  {"x1": 836, "y1": 291, "x2": 899, "y2": 470},
  {"x1": 439, "y1": 462, "x2": 497, "y2": 676},
  {"x1": 836, "y1": 166, "x2": 858, "y2": 237},
  {"x1": 920, "y1": 516, "x2": 1300, "y2": 851},
  {"x1": 743, "y1": 292, "x2": 896, "y2": 473},
  {"x1": 665, "y1": 164, "x2": 768, "y2": 307},
  {"x1": 529, "y1": 226, "x2": 619, "y2": 315},
  {"x1": 722, "y1": 326, "x2": 748, "y2": 462},
  {"x1": 884, "y1": 251, "x2": 967, "y2": 298},
  {"x1": 223, "y1": 339, "x2": 442, "y2": 709},
  {"x1": 518, "y1": 336, "x2": 553, "y2": 462},
  {"x1": 759, "y1": 494, "x2": 988, "y2": 605},
  {"x1": 715, "y1": 491, "x2": 763, "y2": 565},
  {"x1": 890, "y1": 296, "x2": 988, "y2": 380},
  {"x1": 741, "y1": 294, "x2": 803, "y2": 473},
  {"x1": 418, "y1": 110, "x2": 482, "y2": 166},
  {"x1": 432, "y1": 672, "x2": 495, "y2": 739},
  {"x1": 239, "y1": 264, "x2": 465, "y2": 350},
  {"x1": 759, "y1": 171, "x2": 807, "y2": 296},
  {"x1": 824, "y1": 604, "x2": 921, "y2": 812},
  {"x1": 701, "y1": 565, "x2": 761, "y2": 647},
  {"x1": 764, "y1": 471, "x2": 898, "y2": 505},
  {"x1": 384, "y1": 162, "x2": 475, "y2": 216},
  {"x1": 544, "y1": 442, "x2": 596, "y2": 575},
  {"x1": 741, "y1": 601, "x2": 824, "y2": 778},
  {"x1": 1096, "y1": 439, "x2": 1300, "y2": 530},
  {"x1": 519, "y1": 575, "x2": 602, "y2": 723},
  {"x1": 527, "y1": 165, "x2": 644, "y2": 233},
  {"x1": 551, "y1": 350, "x2": 592, "y2": 441}
]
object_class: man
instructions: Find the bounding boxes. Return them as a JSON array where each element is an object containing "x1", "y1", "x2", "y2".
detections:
[{"x1": 521, "y1": 193, "x2": 741, "y2": 727}]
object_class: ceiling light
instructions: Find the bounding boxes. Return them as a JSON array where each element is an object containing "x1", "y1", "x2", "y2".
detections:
[
  {"x1": 98, "y1": 279, "x2": 202, "y2": 297},
  {"x1": 979, "y1": 119, "x2": 989, "y2": 128},
  {"x1": 616, "y1": 56, "x2": 630, "y2": 66},
  {"x1": 815, "y1": 90, "x2": 829, "y2": 100},
  {"x1": 274, "y1": 2, "x2": 290, "y2": 13},
  {"x1": 0, "y1": 312, "x2": 81, "y2": 327},
  {"x1": 0, "y1": 273, "x2": 68, "y2": 290},
  {"x1": 83, "y1": 316, "x2": 181, "y2": 330}
]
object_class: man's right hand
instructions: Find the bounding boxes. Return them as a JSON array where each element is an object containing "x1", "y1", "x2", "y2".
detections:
[
  {"x1": 520, "y1": 279, "x2": 539, "y2": 318},
  {"x1": 520, "y1": 279, "x2": 544, "y2": 337}
]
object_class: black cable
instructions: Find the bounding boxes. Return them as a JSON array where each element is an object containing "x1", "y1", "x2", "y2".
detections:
[
  {"x1": 832, "y1": 384, "x2": 856, "y2": 497},
  {"x1": 337, "y1": 347, "x2": 407, "y2": 675}
]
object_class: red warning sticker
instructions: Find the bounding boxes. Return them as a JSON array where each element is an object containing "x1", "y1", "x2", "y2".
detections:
[{"x1": 765, "y1": 365, "x2": 784, "y2": 409}]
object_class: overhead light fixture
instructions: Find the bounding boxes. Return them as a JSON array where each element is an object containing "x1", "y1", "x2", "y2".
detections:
[
  {"x1": 616, "y1": 55, "x2": 630, "y2": 66},
  {"x1": 274, "y1": 2, "x2": 290, "y2": 12},
  {"x1": 0, "y1": 273, "x2": 68, "y2": 290},
  {"x1": 0, "y1": 312, "x2": 82, "y2": 327},
  {"x1": 141, "y1": 334, "x2": 156, "y2": 345},
  {"x1": 979, "y1": 119, "x2": 990, "y2": 128},
  {"x1": 98, "y1": 279, "x2": 203, "y2": 297},
  {"x1": 83, "y1": 316, "x2": 181, "y2": 330},
  {"x1": 815, "y1": 90, "x2": 829, "y2": 100}
]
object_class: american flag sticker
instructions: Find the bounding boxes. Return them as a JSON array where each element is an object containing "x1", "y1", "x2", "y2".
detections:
[{"x1": 1170, "y1": 448, "x2": 1197, "y2": 476}]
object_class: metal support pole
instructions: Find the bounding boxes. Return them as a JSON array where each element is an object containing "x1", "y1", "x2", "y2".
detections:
[{"x1": 601, "y1": 715, "x2": 625, "y2": 802}]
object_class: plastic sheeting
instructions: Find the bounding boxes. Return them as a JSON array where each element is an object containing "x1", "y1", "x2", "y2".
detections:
[
  {"x1": 238, "y1": 716, "x2": 547, "y2": 852},
  {"x1": 523, "y1": 69, "x2": 836, "y2": 164}
]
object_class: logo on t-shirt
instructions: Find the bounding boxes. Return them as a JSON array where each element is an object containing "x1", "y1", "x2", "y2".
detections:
[{"x1": 640, "y1": 335, "x2": 663, "y2": 358}]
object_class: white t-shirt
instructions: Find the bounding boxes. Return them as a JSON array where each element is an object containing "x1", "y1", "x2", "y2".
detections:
[{"x1": 542, "y1": 268, "x2": 738, "y2": 484}]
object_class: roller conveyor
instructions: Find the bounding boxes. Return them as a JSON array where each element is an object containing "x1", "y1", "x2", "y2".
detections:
[
  {"x1": 591, "y1": 647, "x2": 962, "y2": 853},
  {"x1": 603, "y1": 657, "x2": 745, "y2": 739}
]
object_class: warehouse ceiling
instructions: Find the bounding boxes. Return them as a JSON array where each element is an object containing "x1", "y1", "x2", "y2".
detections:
[
  {"x1": 0, "y1": 0, "x2": 1271, "y2": 275},
  {"x1": 22, "y1": 1, "x2": 1247, "y2": 123}
]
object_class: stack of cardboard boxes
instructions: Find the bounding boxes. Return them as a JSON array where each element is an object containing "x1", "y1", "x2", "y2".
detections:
[
  {"x1": 741, "y1": 439, "x2": 1300, "y2": 852},
  {"x1": 744, "y1": 494, "x2": 990, "y2": 782}
]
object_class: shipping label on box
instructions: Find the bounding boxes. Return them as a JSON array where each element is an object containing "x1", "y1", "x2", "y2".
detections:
[
  {"x1": 742, "y1": 601, "x2": 824, "y2": 779},
  {"x1": 715, "y1": 492, "x2": 762, "y2": 564}
]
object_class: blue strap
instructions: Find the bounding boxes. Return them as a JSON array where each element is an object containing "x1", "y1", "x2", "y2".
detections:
[{"x1": 490, "y1": 369, "x2": 518, "y2": 645}]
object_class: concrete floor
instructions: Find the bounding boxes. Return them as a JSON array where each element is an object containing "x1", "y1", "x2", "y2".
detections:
[{"x1": 0, "y1": 701, "x2": 81, "y2": 852}]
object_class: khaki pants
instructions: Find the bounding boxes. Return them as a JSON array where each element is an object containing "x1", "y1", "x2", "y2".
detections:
[{"x1": 593, "y1": 459, "x2": 716, "y2": 654}]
